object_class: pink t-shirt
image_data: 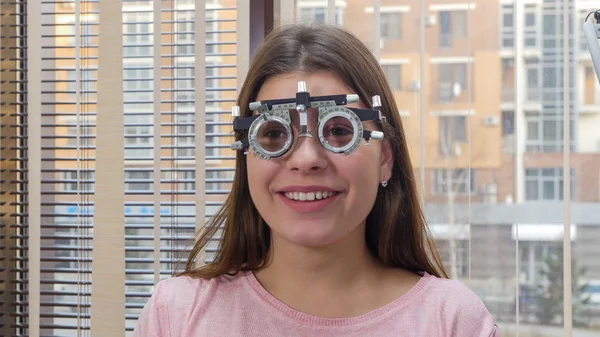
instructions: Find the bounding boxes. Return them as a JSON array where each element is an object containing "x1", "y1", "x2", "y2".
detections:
[{"x1": 133, "y1": 271, "x2": 500, "y2": 337}]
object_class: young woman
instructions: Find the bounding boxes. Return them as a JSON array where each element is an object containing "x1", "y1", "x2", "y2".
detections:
[{"x1": 133, "y1": 23, "x2": 500, "y2": 337}]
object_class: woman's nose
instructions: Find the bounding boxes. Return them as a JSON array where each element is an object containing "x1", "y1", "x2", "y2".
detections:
[{"x1": 284, "y1": 132, "x2": 328, "y2": 174}]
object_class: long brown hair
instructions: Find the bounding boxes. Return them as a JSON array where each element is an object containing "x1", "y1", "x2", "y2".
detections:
[{"x1": 179, "y1": 23, "x2": 448, "y2": 279}]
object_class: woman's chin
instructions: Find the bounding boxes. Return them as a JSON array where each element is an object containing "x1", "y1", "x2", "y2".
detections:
[{"x1": 272, "y1": 223, "x2": 349, "y2": 248}]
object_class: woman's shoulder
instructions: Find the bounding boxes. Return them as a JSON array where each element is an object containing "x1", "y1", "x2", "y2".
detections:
[
  {"x1": 417, "y1": 273, "x2": 500, "y2": 336},
  {"x1": 156, "y1": 271, "x2": 248, "y2": 303},
  {"x1": 132, "y1": 272, "x2": 251, "y2": 336}
]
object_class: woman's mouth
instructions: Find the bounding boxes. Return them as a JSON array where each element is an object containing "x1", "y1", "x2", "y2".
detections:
[
  {"x1": 277, "y1": 190, "x2": 341, "y2": 213},
  {"x1": 282, "y1": 191, "x2": 339, "y2": 201}
]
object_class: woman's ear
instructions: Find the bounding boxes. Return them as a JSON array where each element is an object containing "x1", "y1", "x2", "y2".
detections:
[{"x1": 380, "y1": 138, "x2": 394, "y2": 182}]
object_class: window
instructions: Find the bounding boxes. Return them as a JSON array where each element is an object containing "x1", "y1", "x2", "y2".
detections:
[
  {"x1": 67, "y1": 124, "x2": 93, "y2": 147},
  {"x1": 501, "y1": 5, "x2": 514, "y2": 48},
  {"x1": 298, "y1": 6, "x2": 344, "y2": 25},
  {"x1": 174, "y1": 62, "x2": 219, "y2": 102},
  {"x1": 439, "y1": 10, "x2": 467, "y2": 47},
  {"x1": 181, "y1": 170, "x2": 195, "y2": 191},
  {"x1": 122, "y1": 12, "x2": 152, "y2": 57},
  {"x1": 524, "y1": 4, "x2": 538, "y2": 48},
  {"x1": 432, "y1": 169, "x2": 476, "y2": 195},
  {"x1": 438, "y1": 63, "x2": 468, "y2": 102},
  {"x1": 206, "y1": 64, "x2": 219, "y2": 101},
  {"x1": 381, "y1": 13, "x2": 401, "y2": 39},
  {"x1": 381, "y1": 64, "x2": 401, "y2": 91},
  {"x1": 179, "y1": 170, "x2": 233, "y2": 192},
  {"x1": 124, "y1": 64, "x2": 153, "y2": 102},
  {"x1": 525, "y1": 59, "x2": 540, "y2": 101},
  {"x1": 125, "y1": 171, "x2": 153, "y2": 192},
  {"x1": 206, "y1": 171, "x2": 221, "y2": 191},
  {"x1": 439, "y1": 116, "x2": 466, "y2": 155},
  {"x1": 206, "y1": 113, "x2": 217, "y2": 157},
  {"x1": 171, "y1": 112, "x2": 218, "y2": 158},
  {"x1": 502, "y1": 110, "x2": 514, "y2": 136},
  {"x1": 525, "y1": 112, "x2": 575, "y2": 153},
  {"x1": 520, "y1": 241, "x2": 561, "y2": 284},
  {"x1": 525, "y1": 168, "x2": 574, "y2": 201},
  {"x1": 175, "y1": 11, "x2": 194, "y2": 55},
  {"x1": 61, "y1": 171, "x2": 95, "y2": 192},
  {"x1": 65, "y1": 24, "x2": 94, "y2": 46},
  {"x1": 502, "y1": 58, "x2": 514, "y2": 101},
  {"x1": 174, "y1": 112, "x2": 195, "y2": 159},
  {"x1": 124, "y1": 114, "x2": 152, "y2": 159},
  {"x1": 436, "y1": 239, "x2": 469, "y2": 278},
  {"x1": 67, "y1": 70, "x2": 95, "y2": 97}
]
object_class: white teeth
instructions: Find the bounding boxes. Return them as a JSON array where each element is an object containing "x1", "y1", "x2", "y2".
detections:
[{"x1": 283, "y1": 191, "x2": 337, "y2": 201}]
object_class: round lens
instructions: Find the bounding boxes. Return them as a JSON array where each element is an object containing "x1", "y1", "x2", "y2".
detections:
[
  {"x1": 256, "y1": 120, "x2": 290, "y2": 153},
  {"x1": 321, "y1": 116, "x2": 356, "y2": 149}
]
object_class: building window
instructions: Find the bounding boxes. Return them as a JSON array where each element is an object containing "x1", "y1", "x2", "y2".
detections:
[
  {"x1": 526, "y1": 68, "x2": 539, "y2": 101},
  {"x1": 524, "y1": 4, "x2": 538, "y2": 48},
  {"x1": 435, "y1": 239, "x2": 469, "y2": 278},
  {"x1": 169, "y1": 112, "x2": 218, "y2": 158},
  {"x1": 181, "y1": 170, "x2": 195, "y2": 191},
  {"x1": 432, "y1": 169, "x2": 475, "y2": 195},
  {"x1": 122, "y1": 12, "x2": 152, "y2": 57},
  {"x1": 502, "y1": 110, "x2": 514, "y2": 136},
  {"x1": 381, "y1": 64, "x2": 401, "y2": 91},
  {"x1": 61, "y1": 171, "x2": 95, "y2": 192},
  {"x1": 67, "y1": 71, "x2": 95, "y2": 98},
  {"x1": 381, "y1": 13, "x2": 401, "y2": 39},
  {"x1": 438, "y1": 63, "x2": 468, "y2": 102},
  {"x1": 520, "y1": 241, "x2": 561, "y2": 284},
  {"x1": 297, "y1": 2, "x2": 344, "y2": 26},
  {"x1": 125, "y1": 171, "x2": 153, "y2": 192},
  {"x1": 501, "y1": 58, "x2": 514, "y2": 102},
  {"x1": 205, "y1": 113, "x2": 217, "y2": 157},
  {"x1": 67, "y1": 124, "x2": 94, "y2": 147},
  {"x1": 124, "y1": 114, "x2": 153, "y2": 159},
  {"x1": 439, "y1": 116, "x2": 466, "y2": 155},
  {"x1": 501, "y1": 4, "x2": 514, "y2": 48},
  {"x1": 298, "y1": 6, "x2": 344, "y2": 26},
  {"x1": 439, "y1": 10, "x2": 467, "y2": 47},
  {"x1": 178, "y1": 170, "x2": 232, "y2": 192},
  {"x1": 206, "y1": 63, "x2": 219, "y2": 101},
  {"x1": 173, "y1": 61, "x2": 219, "y2": 105},
  {"x1": 525, "y1": 168, "x2": 573, "y2": 201},
  {"x1": 525, "y1": 112, "x2": 574, "y2": 153},
  {"x1": 175, "y1": 10, "x2": 219, "y2": 56},
  {"x1": 124, "y1": 63, "x2": 153, "y2": 102}
]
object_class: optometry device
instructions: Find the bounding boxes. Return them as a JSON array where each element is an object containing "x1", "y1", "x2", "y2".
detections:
[
  {"x1": 584, "y1": 10, "x2": 600, "y2": 84},
  {"x1": 229, "y1": 81, "x2": 386, "y2": 160}
]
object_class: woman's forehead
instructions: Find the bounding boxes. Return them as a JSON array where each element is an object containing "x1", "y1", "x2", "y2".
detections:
[{"x1": 255, "y1": 71, "x2": 354, "y2": 101}]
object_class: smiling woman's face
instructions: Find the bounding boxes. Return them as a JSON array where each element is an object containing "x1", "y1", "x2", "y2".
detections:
[{"x1": 246, "y1": 70, "x2": 394, "y2": 248}]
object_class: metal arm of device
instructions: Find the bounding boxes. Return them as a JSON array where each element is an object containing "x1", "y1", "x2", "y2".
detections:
[{"x1": 584, "y1": 10, "x2": 600, "y2": 84}]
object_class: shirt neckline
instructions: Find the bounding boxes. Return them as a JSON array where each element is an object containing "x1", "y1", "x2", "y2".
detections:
[{"x1": 244, "y1": 269, "x2": 435, "y2": 329}]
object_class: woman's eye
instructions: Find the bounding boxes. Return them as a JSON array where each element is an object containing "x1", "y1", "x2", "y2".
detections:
[
  {"x1": 327, "y1": 126, "x2": 353, "y2": 137},
  {"x1": 263, "y1": 128, "x2": 286, "y2": 138}
]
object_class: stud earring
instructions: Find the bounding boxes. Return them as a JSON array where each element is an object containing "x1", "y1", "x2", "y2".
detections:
[{"x1": 381, "y1": 180, "x2": 388, "y2": 187}]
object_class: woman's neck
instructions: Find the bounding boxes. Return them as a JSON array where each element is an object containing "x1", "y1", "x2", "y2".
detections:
[{"x1": 252, "y1": 224, "x2": 419, "y2": 318}]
